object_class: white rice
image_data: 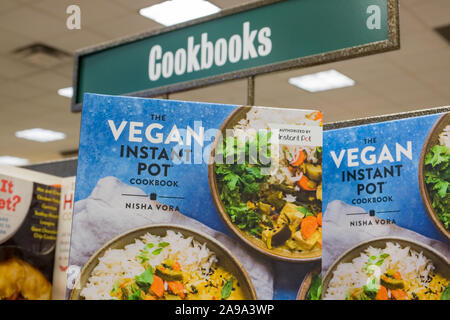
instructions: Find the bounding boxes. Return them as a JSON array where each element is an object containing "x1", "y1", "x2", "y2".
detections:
[
  {"x1": 439, "y1": 125, "x2": 450, "y2": 148},
  {"x1": 80, "y1": 230, "x2": 217, "y2": 300},
  {"x1": 324, "y1": 242, "x2": 435, "y2": 300}
]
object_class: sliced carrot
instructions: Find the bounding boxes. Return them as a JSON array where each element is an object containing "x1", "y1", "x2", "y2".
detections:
[
  {"x1": 150, "y1": 275, "x2": 165, "y2": 298},
  {"x1": 316, "y1": 213, "x2": 322, "y2": 226},
  {"x1": 375, "y1": 285, "x2": 389, "y2": 300},
  {"x1": 391, "y1": 289, "x2": 408, "y2": 300},
  {"x1": 393, "y1": 271, "x2": 402, "y2": 279},
  {"x1": 317, "y1": 238, "x2": 322, "y2": 248},
  {"x1": 298, "y1": 175, "x2": 316, "y2": 191},
  {"x1": 168, "y1": 281, "x2": 185, "y2": 299},
  {"x1": 173, "y1": 262, "x2": 181, "y2": 271},
  {"x1": 301, "y1": 216, "x2": 318, "y2": 239},
  {"x1": 290, "y1": 149, "x2": 306, "y2": 167}
]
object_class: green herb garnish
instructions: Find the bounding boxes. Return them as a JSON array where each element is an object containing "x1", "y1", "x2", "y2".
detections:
[
  {"x1": 363, "y1": 277, "x2": 379, "y2": 299},
  {"x1": 135, "y1": 268, "x2": 153, "y2": 291},
  {"x1": 441, "y1": 284, "x2": 450, "y2": 300},
  {"x1": 152, "y1": 248, "x2": 163, "y2": 255},
  {"x1": 111, "y1": 280, "x2": 119, "y2": 294},
  {"x1": 221, "y1": 278, "x2": 233, "y2": 299},
  {"x1": 297, "y1": 206, "x2": 314, "y2": 217},
  {"x1": 424, "y1": 144, "x2": 450, "y2": 230},
  {"x1": 158, "y1": 242, "x2": 170, "y2": 248},
  {"x1": 214, "y1": 131, "x2": 272, "y2": 237},
  {"x1": 306, "y1": 274, "x2": 322, "y2": 300},
  {"x1": 128, "y1": 286, "x2": 143, "y2": 300}
]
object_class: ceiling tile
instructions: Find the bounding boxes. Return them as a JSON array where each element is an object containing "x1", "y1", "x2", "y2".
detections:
[
  {"x1": 0, "y1": 28, "x2": 33, "y2": 54},
  {"x1": 33, "y1": 93, "x2": 72, "y2": 111},
  {"x1": 395, "y1": 29, "x2": 449, "y2": 55},
  {"x1": 92, "y1": 14, "x2": 160, "y2": 39},
  {"x1": 0, "y1": 55, "x2": 39, "y2": 79},
  {"x1": 113, "y1": 0, "x2": 163, "y2": 11},
  {"x1": 0, "y1": 80, "x2": 45, "y2": 100},
  {"x1": 0, "y1": 0, "x2": 19, "y2": 14},
  {"x1": 0, "y1": 7, "x2": 66, "y2": 40},
  {"x1": 408, "y1": 0, "x2": 450, "y2": 28},
  {"x1": 49, "y1": 28, "x2": 109, "y2": 53},
  {"x1": 386, "y1": 47, "x2": 450, "y2": 74},
  {"x1": 21, "y1": 70, "x2": 71, "y2": 91},
  {"x1": 51, "y1": 62, "x2": 75, "y2": 79}
]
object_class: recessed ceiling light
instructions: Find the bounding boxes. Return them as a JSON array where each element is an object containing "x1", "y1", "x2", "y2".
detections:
[
  {"x1": 0, "y1": 156, "x2": 29, "y2": 166},
  {"x1": 139, "y1": 0, "x2": 221, "y2": 26},
  {"x1": 288, "y1": 69, "x2": 355, "y2": 92},
  {"x1": 15, "y1": 128, "x2": 66, "y2": 142},
  {"x1": 57, "y1": 87, "x2": 73, "y2": 98}
]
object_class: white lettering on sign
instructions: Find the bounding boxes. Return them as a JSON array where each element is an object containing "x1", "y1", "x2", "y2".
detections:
[
  {"x1": 366, "y1": 5, "x2": 381, "y2": 30},
  {"x1": 330, "y1": 142, "x2": 413, "y2": 169},
  {"x1": 66, "y1": 5, "x2": 81, "y2": 30},
  {"x1": 148, "y1": 21, "x2": 272, "y2": 81}
]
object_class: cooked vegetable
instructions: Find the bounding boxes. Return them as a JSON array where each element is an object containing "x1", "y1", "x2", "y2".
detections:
[
  {"x1": 155, "y1": 265, "x2": 183, "y2": 281},
  {"x1": 298, "y1": 175, "x2": 317, "y2": 191},
  {"x1": 375, "y1": 285, "x2": 389, "y2": 300},
  {"x1": 391, "y1": 289, "x2": 408, "y2": 300},
  {"x1": 167, "y1": 281, "x2": 185, "y2": 299},
  {"x1": 316, "y1": 213, "x2": 322, "y2": 226},
  {"x1": 363, "y1": 277, "x2": 379, "y2": 299},
  {"x1": 150, "y1": 275, "x2": 164, "y2": 298},
  {"x1": 301, "y1": 216, "x2": 319, "y2": 240},
  {"x1": 269, "y1": 223, "x2": 292, "y2": 247},
  {"x1": 380, "y1": 271, "x2": 405, "y2": 290},
  {"x1": 305, "y1": 163, "x2": 322, "y2": 181}
]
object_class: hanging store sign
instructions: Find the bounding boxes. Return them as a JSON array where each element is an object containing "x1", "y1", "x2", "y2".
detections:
[{"x1": 72, "y1": 0, "x2": 399, "y2": 112}]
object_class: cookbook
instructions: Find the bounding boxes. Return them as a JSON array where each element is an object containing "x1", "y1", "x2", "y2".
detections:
[
  {"x1": 322, "y1": 112, "x2": 450, "y2": 300},
  {"x1": 0, "y1": 166, "x2": 75, "y2": 300},
  {"x1": 67, "y1": 93, "x2": 324, "y2": 300}
]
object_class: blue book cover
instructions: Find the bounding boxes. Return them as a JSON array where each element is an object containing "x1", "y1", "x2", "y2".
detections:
[
  {"x1": 67, "y1": 93, "x2": 323, "y2": 300},
  {"x1": 322, "y1": 112, "x2": 449, "y2": 300}
]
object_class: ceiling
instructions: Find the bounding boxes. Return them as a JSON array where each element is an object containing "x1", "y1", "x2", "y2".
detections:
[{"x1": 0, "y1": 0, "x2": 449, "y2": 164}]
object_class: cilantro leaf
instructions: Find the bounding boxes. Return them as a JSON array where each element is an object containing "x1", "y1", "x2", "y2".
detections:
[
  {"x1": 135, "y1": 268, "x2": 153, "y2": 292},
  {"x1": 221, "y1": 278, "x2": 233, "y2": 299}
]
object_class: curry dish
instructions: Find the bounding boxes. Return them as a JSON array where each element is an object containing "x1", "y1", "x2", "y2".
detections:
[
  {"x1": 111, "y1": 260, "x2": 244, "y2": 300},
  {"x1": 79, "y1": 230, "x2": 247, "y2": 300},
  {"x1": 214, "y1": 110, "x2": 323, "y2": 257},
  {"x1": 0, "y1": 257, "x2": 51, "y2": 300}
]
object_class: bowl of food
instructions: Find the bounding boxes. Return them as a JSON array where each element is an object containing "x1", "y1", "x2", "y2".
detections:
[
  {"x1": 296, "y1": 263, "x2": 322, "y2": 300},
  {"x1": 0, "y1": 246, "x2": 52, "y2": 300},
  {"x1": 322, "y1": 237, "x2": 450, "y2": 300},
  {"x1": 70, "y1": 224, "x2": 257, "y2": 300},
  {"x1": 209, "y1": 106, "x2": 323, "y2": 262},
  {"x1": 419, "y1": 113, "x2": 450, "y2": 241}
]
